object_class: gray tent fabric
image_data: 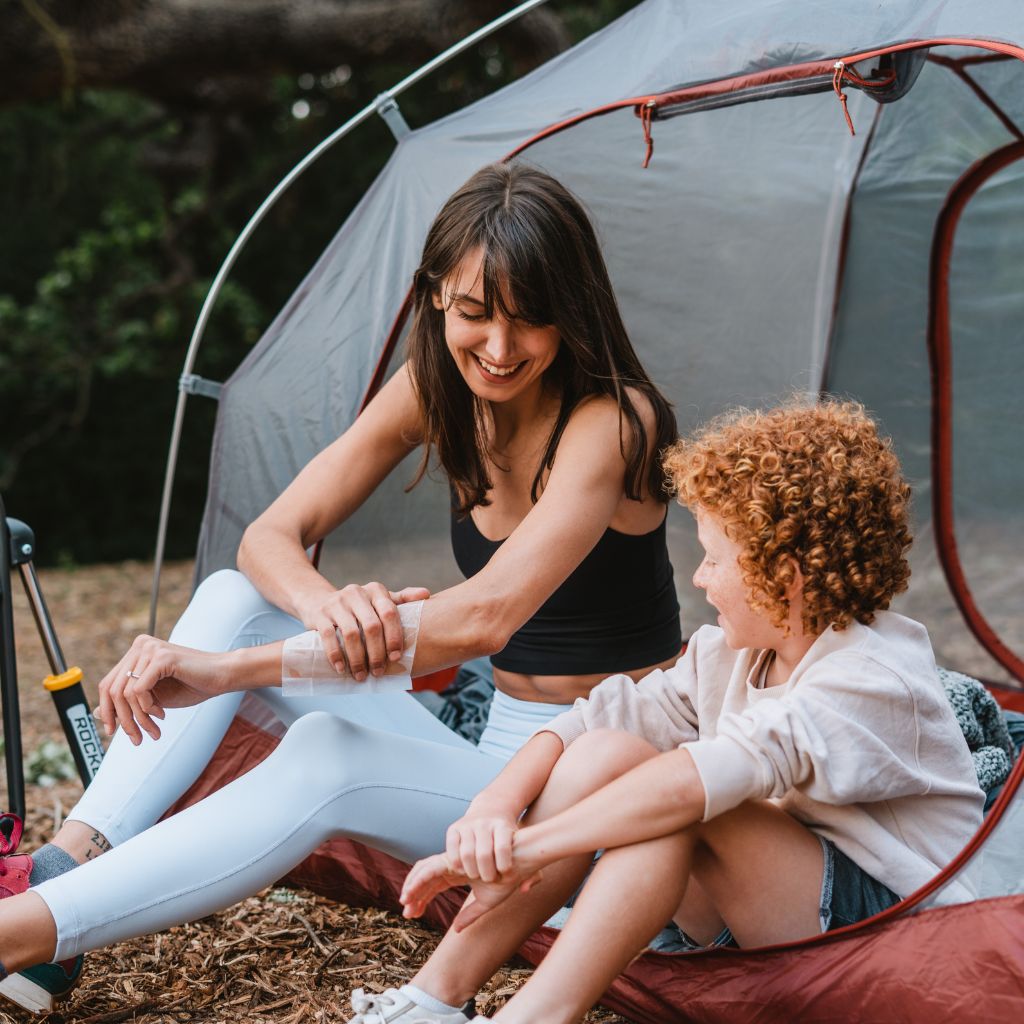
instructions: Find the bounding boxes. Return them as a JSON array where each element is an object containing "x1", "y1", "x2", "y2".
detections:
[{"x1": 192, "y1": 0, "x2": 1024, "y2": 684}]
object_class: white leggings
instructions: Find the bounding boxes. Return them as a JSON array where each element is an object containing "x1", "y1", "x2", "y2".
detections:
[{"x1": 33, "y1": 571, "x2": 565, "y2": 962}]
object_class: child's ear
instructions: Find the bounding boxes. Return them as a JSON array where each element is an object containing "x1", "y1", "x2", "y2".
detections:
[{"x1": 784, "y1": 556, "x2": 805, "y2": 602}]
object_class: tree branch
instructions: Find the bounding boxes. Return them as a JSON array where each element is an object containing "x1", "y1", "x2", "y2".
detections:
[{"x1": 2, "y1": 0, "x2": 569, "y2": 107}]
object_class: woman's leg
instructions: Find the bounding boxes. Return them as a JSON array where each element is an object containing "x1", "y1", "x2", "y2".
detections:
[
  {"x1": 52, "y1": 570, "x2": 297, "y2": 858},
  {"x1": 6, "y1": 710, "x2": 504, "y2": 967}
]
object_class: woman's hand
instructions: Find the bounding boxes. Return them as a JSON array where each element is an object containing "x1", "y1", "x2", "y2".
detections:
[
  {"x1": 296, "y1": 583, "x2": 430, "y2": 681},
  {"x1": 96, "y1": 635, "x2": 233, "y2": 745}
]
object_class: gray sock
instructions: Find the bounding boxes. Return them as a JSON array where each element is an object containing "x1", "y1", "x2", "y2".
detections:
[{"x1": 28, "y1": 844, "x2": 79, "y2": 886}]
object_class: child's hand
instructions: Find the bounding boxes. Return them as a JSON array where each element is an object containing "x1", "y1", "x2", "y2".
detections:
[
  {"x1": 400, "y1": 851, "x2": 543, "y2": 931},
  {"x1": 444, "y1": 805, "x2": 519, "y2": 883},
  {"x1": 400, "y1": 853, "x2": 467, "y2": 919}
]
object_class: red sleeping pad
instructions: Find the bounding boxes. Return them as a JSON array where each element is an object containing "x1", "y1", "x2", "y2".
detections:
[{"x1": 167, "y1": 686, "x2": 1024, "y2": 1024}]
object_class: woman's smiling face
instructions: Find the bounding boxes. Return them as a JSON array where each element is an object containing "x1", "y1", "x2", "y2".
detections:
[{"x1": 434, "y1": 247, "x2": 561, "y2": 403}]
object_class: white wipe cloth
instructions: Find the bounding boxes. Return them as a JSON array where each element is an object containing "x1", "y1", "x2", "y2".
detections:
[{"x1": 281, "y1": 600, "x2": 423, "y2": 696}]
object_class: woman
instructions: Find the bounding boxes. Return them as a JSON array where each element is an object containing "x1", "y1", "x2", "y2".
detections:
[{"x1": 0, "y1": 162, "x2": 682, "y2": 1013}]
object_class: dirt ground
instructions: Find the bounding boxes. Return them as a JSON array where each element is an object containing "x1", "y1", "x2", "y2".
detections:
[{"x1": 1, "y1": 561, "x2": 626, "y2": 1024}]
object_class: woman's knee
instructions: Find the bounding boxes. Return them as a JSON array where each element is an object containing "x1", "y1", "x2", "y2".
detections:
[
  {"x1": 169, "y1": 570, "x2": 281, "y2": 650},
  {"x1": 272, "y1": 711, "x2": 367, "y2": 794},
  {"x1": 191, "y1": 570, "x2": 268, "y2": 615}
]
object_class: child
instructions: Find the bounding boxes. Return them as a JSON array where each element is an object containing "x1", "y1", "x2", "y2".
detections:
[{"x1": 348, "y1": 400, "x2": 984, "y2": 1024}]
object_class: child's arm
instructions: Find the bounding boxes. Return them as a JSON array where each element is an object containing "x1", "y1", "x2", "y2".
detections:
[
  {"x1": 442, "y1": 732, "x2": 565, "y2": 883},
  {"x1": 515, "y1": 746, "x2": 705, "y2": 862},
  {"x1": 402, "y1": 746, "x2": 706, "y2": 926}
]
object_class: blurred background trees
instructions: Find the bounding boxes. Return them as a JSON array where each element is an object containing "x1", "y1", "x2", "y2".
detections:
[{"x1": 1, "y1": 0, "x2": 634, "y2": 565}]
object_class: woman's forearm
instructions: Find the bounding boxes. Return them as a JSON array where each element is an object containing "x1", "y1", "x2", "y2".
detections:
[
  {"x1": 514, "y1": 748, "x2": 706, "y2": 867},
  {"x1": 223, "y1": 642, "x2": 289, "y2": 689},
  {"x1": 237, "y1": 523, "x2": 335, "y2": 624}
]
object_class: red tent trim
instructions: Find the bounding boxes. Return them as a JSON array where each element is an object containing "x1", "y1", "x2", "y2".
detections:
[
  {"x1": 928, "y1": 53, "x2": 1024, "y2": 140},
  {"x1": 927, "y1": 139, "x2": 1024, "y2": 683}
]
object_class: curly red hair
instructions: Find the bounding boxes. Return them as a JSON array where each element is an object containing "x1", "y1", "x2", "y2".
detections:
[{"x1": 663, "y1": 400, "x2": 913, "y2": 634}]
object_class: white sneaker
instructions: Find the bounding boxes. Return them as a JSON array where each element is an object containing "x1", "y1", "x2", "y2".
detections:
[{"x1": 346, "y1": 987, "x2": 473, "y2": 1023}]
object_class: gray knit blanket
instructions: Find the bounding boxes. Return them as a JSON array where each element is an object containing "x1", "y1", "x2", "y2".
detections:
[{"x1": 939, "y1": 668, "x2": 1015, "y2": 793}]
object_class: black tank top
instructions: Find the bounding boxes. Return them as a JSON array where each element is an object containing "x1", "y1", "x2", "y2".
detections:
[{"x1": 451, "y1": 509, "x2": 682, "y2": 675}]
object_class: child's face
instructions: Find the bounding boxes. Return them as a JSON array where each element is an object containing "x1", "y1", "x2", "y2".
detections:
[{"x1": 693, "y1": 509, "x2": 788, "y2": 652}]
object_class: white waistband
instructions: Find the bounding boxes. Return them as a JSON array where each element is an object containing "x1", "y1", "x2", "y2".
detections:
[{"x1": 477, "y1": 689, "x2": 576, "y2": 761}]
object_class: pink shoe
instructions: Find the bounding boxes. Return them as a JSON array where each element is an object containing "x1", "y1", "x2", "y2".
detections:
[
  {"x1": 0, "y1": 812, "x2": 86, "y2": 1013},
  {"x1": 0, "y1": 812, "x2": 32, "y2": 899}
]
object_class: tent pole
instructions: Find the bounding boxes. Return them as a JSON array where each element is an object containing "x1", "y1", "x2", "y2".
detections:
[{"x1": 147, "y1": 0, "x2": 554, "y2": 635}]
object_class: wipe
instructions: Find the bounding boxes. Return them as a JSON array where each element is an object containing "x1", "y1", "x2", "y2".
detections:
[{"x1": 281, "y1": 599, "x2": 423, "y2": 696}]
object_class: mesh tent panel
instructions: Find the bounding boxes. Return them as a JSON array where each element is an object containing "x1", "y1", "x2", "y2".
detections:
[
  {"x1": 826, "y1": 54, "x2": 1022, "y2": 681},
  {"x1": 945, "y1": 156, "x2": 1024, "y2": 677}
]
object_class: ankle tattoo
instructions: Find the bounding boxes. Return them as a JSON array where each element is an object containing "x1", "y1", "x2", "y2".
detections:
[{"x1": 84, "y1": 832, "x2": 112, "y2": 861}]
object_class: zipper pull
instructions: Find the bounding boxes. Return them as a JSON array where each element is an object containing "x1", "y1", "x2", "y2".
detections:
[
  {"x1": 640, "y1": 101, "x2": 655, "y2": 168},
  {"x1": 832, "y1": 61, "x2": 857, "y2": 136}
]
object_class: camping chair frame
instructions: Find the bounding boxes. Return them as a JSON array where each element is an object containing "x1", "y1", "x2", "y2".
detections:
[{"x1": 0, "y1": 501, "x2": 104, "y2": 819}]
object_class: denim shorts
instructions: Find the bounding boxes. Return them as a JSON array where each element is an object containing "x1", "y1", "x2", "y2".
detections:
[
  {"x1": 650, "y1": 833, "x2": 901, "y2": 952},
  {"x1": 817, "y1": 834, "x2": 901, "y2": 931}
]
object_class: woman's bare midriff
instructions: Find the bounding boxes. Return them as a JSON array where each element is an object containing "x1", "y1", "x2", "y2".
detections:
[{"x1": 493, "y1": 653, "x2": 680, "y2": 704}]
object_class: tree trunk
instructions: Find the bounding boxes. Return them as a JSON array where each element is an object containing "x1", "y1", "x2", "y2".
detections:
[{"x1": 3, "y1": 0, "x2": 568, "y2": 106}]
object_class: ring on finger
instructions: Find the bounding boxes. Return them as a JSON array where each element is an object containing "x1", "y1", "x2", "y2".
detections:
[{"x1": 125, "y1": 669, "x2": 142, "y2": 679}]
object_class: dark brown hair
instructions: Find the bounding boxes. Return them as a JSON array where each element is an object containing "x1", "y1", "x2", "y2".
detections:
[
  {"x1": 407, "y1": 161, "x2": 676, "y2": 514},
  {"x1": 663, "y1": 399, "x2": 913, "y2": 634}
]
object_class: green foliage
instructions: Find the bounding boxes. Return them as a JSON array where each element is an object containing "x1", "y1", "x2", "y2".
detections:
[
  {"x1": 0, "y1": 2, "x2": 637, "y2": 565},
  {"x1": 26, "y1": 739, "x2": 77, "y2": 788}
]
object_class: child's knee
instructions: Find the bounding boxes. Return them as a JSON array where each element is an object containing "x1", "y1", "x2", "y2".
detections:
[{"x1": 554, "y1": 729, "x2": 659, "y2": 784}]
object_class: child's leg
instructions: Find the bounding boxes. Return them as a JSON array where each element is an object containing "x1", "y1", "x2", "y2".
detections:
[
  {"x1": 493, "y1": 800, "x2": 826, "y2": 1024},
  {"x1": 679, "y1": 799, "x2": 825, "y2": 947},
  {"x1": 408, "y1": 729, "x2": 663, "y2": 1009},
  {"x1": 492, "y1": 833, "x2": 691, "y2": 1024}
]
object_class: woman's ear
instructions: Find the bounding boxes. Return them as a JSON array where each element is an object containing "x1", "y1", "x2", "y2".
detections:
[{"x1": 430, "y1": 289, "x2": 444, "y2": 311}]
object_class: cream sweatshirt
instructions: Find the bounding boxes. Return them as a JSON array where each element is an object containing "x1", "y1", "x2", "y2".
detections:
[{"x1": 540, "y1": 611, "x2": 985, "y2": 903}]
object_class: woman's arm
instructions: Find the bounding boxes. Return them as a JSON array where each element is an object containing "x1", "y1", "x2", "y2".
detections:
[
  {"x1": 237, "y1": 381, "x2": 647, "y2": 680},
  {"x1": 408, "y1": 394, "x2": 655, "y2": 673},
  {"x1": 236, "y1": 365, "x2": 426, "y2": 679}
]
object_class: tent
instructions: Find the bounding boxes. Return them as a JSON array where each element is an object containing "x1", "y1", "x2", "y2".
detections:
[{"x1": 160, "y1": 0, "x2": 1024, "y2": 1019}]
